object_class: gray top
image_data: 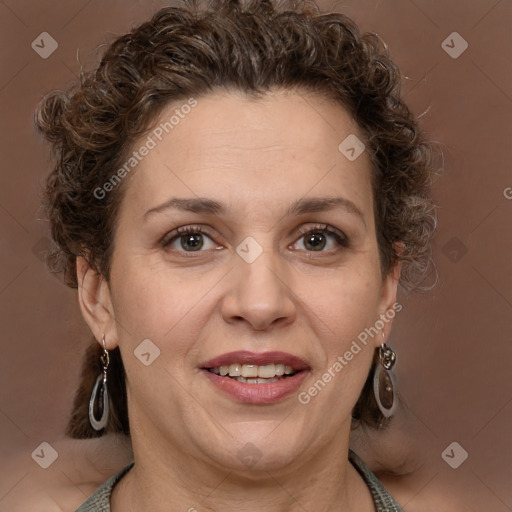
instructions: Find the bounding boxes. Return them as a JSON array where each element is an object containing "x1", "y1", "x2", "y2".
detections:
[{"x1": 76, "y1": 449, "x2": 403, "y2": 511}]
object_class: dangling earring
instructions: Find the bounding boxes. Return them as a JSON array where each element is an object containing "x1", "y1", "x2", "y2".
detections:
[
  {"x1": 89, "y1": 333, "x2": 110, "y2": 431},
  {"x1": 373, "y1": 332, "x2": 397, "y2": 418}
]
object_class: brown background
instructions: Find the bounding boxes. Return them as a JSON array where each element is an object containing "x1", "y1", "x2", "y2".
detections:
[{"x1": 0, "y1": 0, "x2": 511, "y2": 510}]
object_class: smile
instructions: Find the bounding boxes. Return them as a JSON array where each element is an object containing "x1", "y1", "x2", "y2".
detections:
[
  {"x1": 200, "y1": 351, "x2": 311, "y2": 403},
  {"x1": 208, "y1": 363, "x2": 297, "y2": 383}
]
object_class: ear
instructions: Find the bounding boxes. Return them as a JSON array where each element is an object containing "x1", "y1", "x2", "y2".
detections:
[
  {"x1": 76, "y1": 256, "x2": 119, "y2": 349},
  {"x1": 375, "y1": 242, "x2": 404, "y2": 347}
]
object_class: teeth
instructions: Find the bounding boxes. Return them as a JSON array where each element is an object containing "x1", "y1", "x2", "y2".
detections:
[
  {"x1": 258, "y1": 364, "x2": 276, "y2": 378},
  {"x1": 275, "y1": 364, "x2": 285, "y2": 376},
  {"x1": 242, "y1": 364, "x2": 259, "y2": 378},
  {"x1": 245, "y1": 377, "x2": 280, "y2": 384},
  {"x1": 209, "y1": 363, "x2": 298, "y2": 379},
  {"x1": 229, "y1": 363, "x2": 241, "y2": 376}
]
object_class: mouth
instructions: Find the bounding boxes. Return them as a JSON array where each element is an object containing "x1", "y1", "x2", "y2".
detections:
[
  {"x1": 206, "y1": 362, "x2": 298, "y2": 384},
  {"x1": 199, "y1": 351, "x2": 311, "y2": 403}
]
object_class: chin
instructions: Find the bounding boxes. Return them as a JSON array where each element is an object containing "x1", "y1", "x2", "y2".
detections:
[{"x1": 204, "y1": 437, "x2": 306, "y2": 476}]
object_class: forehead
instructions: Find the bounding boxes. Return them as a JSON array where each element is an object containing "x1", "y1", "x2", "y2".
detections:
[{"x1": 117, "y1": 89, "x2": 374, "y2": 221}]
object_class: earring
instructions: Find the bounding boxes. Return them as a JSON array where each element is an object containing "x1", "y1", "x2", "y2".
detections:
[
  {"x1": 88, "y1": 333, "x2": 110, "y2": 431},
  {"x1": 373, "y1": 332, "x2": 397, "y2": 418}
]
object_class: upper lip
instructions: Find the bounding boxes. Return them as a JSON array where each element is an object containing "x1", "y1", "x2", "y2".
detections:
[{"x1": 200, "y1": 351, "x2": 310, "y2": 371}]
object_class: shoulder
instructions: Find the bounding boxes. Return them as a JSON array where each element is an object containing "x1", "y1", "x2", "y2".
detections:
[
  {"x1": 350, "y1": 431, "x2": 467, "y2": 512},
  {"x1": 0, "y1": 434, "x2": 133, "y2": 512},
  {"x1": 377, "y1": 472, "x2": 472, "y2": 512}
]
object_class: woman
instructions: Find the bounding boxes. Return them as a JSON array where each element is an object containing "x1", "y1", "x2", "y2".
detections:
[{"x1": 34, "y1": 0, "x2": 437, "y2": 510}]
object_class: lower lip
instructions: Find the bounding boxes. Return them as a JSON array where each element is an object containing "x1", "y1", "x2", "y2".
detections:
[{"x1": 201, "y1": 369, "x2": 310, "y2": 404}]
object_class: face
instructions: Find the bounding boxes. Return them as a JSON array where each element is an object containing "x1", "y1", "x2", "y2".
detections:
[{"x1": 79, "y1": 88, "x2": 399, "y2": 475}]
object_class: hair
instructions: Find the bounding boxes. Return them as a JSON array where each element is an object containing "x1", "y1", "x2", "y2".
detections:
[{"x1": 34, "y1": 0, "x2": 438, "y2": 438}]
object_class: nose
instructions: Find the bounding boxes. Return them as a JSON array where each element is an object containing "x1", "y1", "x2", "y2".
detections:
[{"x1": 221, "y1": 247, "x2": 297, "y2": 332}]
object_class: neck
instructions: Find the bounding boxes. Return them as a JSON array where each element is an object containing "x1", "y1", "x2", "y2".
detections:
[{"x1": 111, "y1": 423, "x2": 375, "y2": 512}]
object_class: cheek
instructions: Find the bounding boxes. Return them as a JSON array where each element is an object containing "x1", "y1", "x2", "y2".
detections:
[
  {"x1": 110, "y1": 225, "x2": 383, "y2": 353},
  {"x1": 300, "y1": 261, "x2": 382, "y2": 346},
  {"x1": 109, "y1": 253, "x2": 219, "y2": 361},
  {"x1": 298, "y1": 264, "x2": 381, "y2": 412}
]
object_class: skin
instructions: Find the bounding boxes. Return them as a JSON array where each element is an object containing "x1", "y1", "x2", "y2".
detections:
[{"x1": 76, "y1": 88, "x2": 402, "y2": 512}]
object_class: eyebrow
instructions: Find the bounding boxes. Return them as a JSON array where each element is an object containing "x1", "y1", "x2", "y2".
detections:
[{"x1": 143, "y1": 196, "x2": 366, "y2": 226}]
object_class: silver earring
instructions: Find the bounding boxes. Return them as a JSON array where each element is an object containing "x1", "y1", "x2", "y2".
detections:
[
  {"x1": 373, "y1": 332, "x2": 397, "y2": 418},
  {"x1": 89, "y1": 334, "x2": 110, "y2": 431}
]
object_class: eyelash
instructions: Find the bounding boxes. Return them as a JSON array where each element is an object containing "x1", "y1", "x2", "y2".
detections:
[{"x1": 160, "y1": 223, "x2": 350, "y2": 258}]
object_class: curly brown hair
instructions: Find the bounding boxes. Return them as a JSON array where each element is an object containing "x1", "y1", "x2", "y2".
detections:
[{"x1": 34, "y1": 0, "x2": 438, "y2": 438}]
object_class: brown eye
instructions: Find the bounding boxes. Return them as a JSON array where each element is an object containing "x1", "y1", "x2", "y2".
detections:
[
  {"x1": 177, "y1": 232, "x2": 204, "y2": 251},
  {"x1": 293, "y1": 224, "x2": 349, "y2": 253},
  {"x1": 303, "y1": 232, "x2": 328, "y2": 251},
  {"x1": 162, "y1": 226, "x2": 217, "y2": 253}
]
